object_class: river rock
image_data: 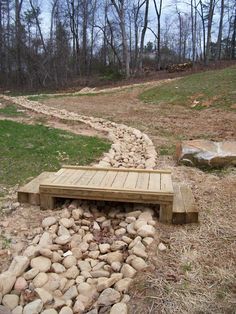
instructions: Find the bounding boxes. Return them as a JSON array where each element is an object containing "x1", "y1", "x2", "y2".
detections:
[
  {"x1": 33, "y1": 272, "x2": 48, "y2": 288},
  {"x1": 120, "y1": 264, "x2": 136, "y2": 278},
  {"x1": 114, "y1": 278, "x2": 132, "y2": 293},
  {"x1": 97, "y1": 288, "x2": 121, "y2": 306},
  {"x1": 130, "y1": 257, "x2": 148, "y2": 271},
  {"x1": 106, "y1": 252, "x2": 124, "y2": 264},
  {"x1": 137, "y1": 225, "x2": 155, "y2": 237},
  {"x1": 59, "y1": 307, "x2": 73, "y2": 314},
  {"x1": 8, "y1": 256, "x2": 29, "y2": 277},
  {"x1": 99, "y1": 243, "x2": 110, "y2": 254},
  {"x1": 41, "y1": 310, "x2": 58, "y2": 314},
  {"x1": 42, "y1": 217, "x2": 57, "y2": 228},
  {"x1": 0, "y1": 271, "x2": 16, "y2": 295},
  {"x1": 14, "y1": 277, "x2": 27, "y2": 291},
  {"x1": 110, "y1": 303, "x2": 128, "y2": 314},
  {"x1": 23, "y1": 299, "x2": 43, "y2": 314},
  {"x1": 31, "y1": 257, "x2": 51, "y2": 272},
  {"x1": 2, "y1": 294, "x2": 19, "y2": 310},
  {"x1": 0, "y1": 306, "x2": 11, "y2": 314},
  {"x1": 35, "y1": 288, "x2": 53, "y2": 304},
  {"x1": 12, "y1": 306, "x2": 23, "y2": 314},
  {"x1": 24, "y1": 268, "x2": 39, "y2": 280},
  {"x1": 62, "y1": 256, "x2": 76, "y2": 268}
]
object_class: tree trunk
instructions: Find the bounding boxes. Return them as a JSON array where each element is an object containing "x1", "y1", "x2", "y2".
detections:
[
  {"x1": 139, "y1": 0, "x2": 149, "y2": 71},
  {"x1": 205, "y1": 0, "x2": 215, "y2": 65},
  {"x1": 215, "y1": 0, "x2": 224, "y2": 60}
]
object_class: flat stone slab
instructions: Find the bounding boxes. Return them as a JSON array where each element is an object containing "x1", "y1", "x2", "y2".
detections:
[{"x1": 176, "y1": 140, "x2": 236, "y2": 168}]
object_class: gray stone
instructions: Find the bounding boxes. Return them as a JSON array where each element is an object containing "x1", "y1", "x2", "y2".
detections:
[
  {"x1": 0, "y1": 271, "x2": 16, "y2": 295},
  {"x1": 41, "y1": 310, "x2": 58, "y2": 314},
  {"x1": 97, "y1": 288, "x2": 121, "y2": 306},
  {"x1": 137, "y1": 225, "x2": 155, "y2": 237},
  {"x1": 31, "y1": 256, "x2": 51, "y2": 272},
  {"x1": 33, "y1": 272, "x2": 49, "y2": 288},
  {"x1": 23, "y1": 299, "x2": 43, "y2": 314},
  {"x1": 176, "y1": 140, "x2": 236, "y2": 168},
  {"x1": 120, "y1": 264, "x2": 136, "y2": 278},
  {"x1": 12, "y1": 306, "x2": 23, "y2": 314},
  {"x1": 42, "y1": 217, "x2": 57, "y2": 228},
  {"x1": 130, "y1": 257, "x2": 148, "y2": 271},
  {"x1": 35, "y1": 288, "x2": 53, "y2": 304},
  {"x1": 110, "y1": 303, "x2": 128, "y2": 314},
  {"x1": 2, "y1": 294, "x2": 19, "y2": 310},
  {"x1": 24, "y1": 268, "x2": 39, "y2": 280},
  {"x1": 114, "y1": 278, "x2": 132, "y2": 293},
  {"x1": 106, "y1": 252, "x2": 124, "y2": 264},
  {"x1": 0, "y1": 306, "x2": 11, "y2": 314},
  {"x1": 8, "y1": 256, "x2": 29, "y2": 277},
  {"x1": 59, "y1": 307, "x2": 73, "y2": 314}
]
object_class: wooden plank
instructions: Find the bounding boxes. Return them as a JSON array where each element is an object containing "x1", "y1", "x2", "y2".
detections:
[
  {"x1": 148, "y1": 173, "x2": 161, "y2": 191},
  {"x1": 180, "y1": 184, "x2": 198, "y2": 223},
  {"x1": 161, "y1": 173, "x2": 173, "y2": 193},
  {"x1": 87, "y1": 171, "x2": 107, "y2": 187},
  {"x1": 136, "y1": 172, "x2": 150, "y2": 190},
  {"x1": 100, "y1": 171, "x2": 118, "y2": 187},
  {"x1": 39, "y1": 187, "x2": 173, "y2": 205},
  {"x1": 18, "y1": 172, "x2": 56, "y2": 206},
  {"x1": 40, "y1": 194, "x2": 55, "y2": 210},
  {"x1": 172, "y1": 183, "x2": 198, "y2": 224},
  {"x1": 112, "y1": 171, "x2": 129, "y2": 188},
  {"x1": 172, "y1": 183, "x2": 186, "y2": 224},
  {"x1": 18, "y1": 172, "x2": 55, "y2": 193},
  {"x1": 50, "y1": 169, "x2": 75, "y2": 184},
  {"x1": 123, "y1": 172, "x2": 139, "y2": 189},
  {"x1": 159, "y1": 203, "x2": 173, "y2": 223},
  {"x1": 62, "y1": 165, "x2": 172, "y2": 174},
  {"x1": 62, "y1": 169, "x2": 86, "y2": 185},
  {"x1": 75, "y1": 170, "x2": 97, "y2": 185}
]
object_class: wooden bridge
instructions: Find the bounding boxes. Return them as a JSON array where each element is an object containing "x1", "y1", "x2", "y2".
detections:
[{"x1": 18, "y1": 166, "x2": 198, "y2": 224}]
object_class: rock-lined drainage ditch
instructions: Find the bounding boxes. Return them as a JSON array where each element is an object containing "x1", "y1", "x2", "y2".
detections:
[
  {"x1": 0, "y1": 95, "x2": 161, "y2": 314},
  {"x1": 1, "y1": 95, "x2": 157, "y2": 169}
]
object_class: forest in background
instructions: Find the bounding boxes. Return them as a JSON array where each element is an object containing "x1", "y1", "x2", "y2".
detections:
[{"x1": 0, "y1": 0, "x2": 235, "y2": 89}]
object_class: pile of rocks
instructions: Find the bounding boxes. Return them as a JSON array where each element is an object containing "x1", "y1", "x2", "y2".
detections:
[
  {"x1": 0, "y1": 200, "x2": 157, "y2": 313},
  {"x1": 1, "y1": 95, "x2": 157, "y2": 169}
]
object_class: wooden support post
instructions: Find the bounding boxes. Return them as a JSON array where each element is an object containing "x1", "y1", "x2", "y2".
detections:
[
  {"x1": 40, "y1": 194, "x2": 55, "y2": 210},
  {"x1": 159, "y1": 203, "x2": 173, "y2": 223}
]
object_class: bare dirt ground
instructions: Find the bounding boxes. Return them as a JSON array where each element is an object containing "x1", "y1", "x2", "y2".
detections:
[
  {"x1": 41, "y1": 79, "x2": 236, "y2": 313},
  {"x1": 0, "y1": 74, "x2": 236, "y2": 313}
]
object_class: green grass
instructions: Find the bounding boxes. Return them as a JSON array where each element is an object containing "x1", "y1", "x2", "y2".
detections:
[
  {"x1": 140, "y1": 66, "x2": 236, "y2": 110},
  {"x1": 0, "y1": 104, "x2": 26, "y2": 117},
  {"x1": 0, "y1": 120, "x2": 110, "y2": 186}
]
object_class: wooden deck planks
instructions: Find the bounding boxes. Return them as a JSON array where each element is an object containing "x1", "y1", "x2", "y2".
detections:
[
  {"x1": 112, "y1": 171, "x2": 129, "y2": 188},
  {"x1": 75, "y1": 170, "x2": 97, "y2": 186},
  {"x1": 100, "y1": 171, "x2": 118, "y2": 187},
  {"x1": 136, "y1": 172, "x2": 150, "y2": 190},
  {"x1": 148, "y1": 173, "x2": 161, "y2": 191},
  {"x1": 87, "y1": 170, "x2": 107, "y2": 187},
  {"x1": 161, "y1": 173, "x2": 173, "y2": 192},
  {"x1": 123, "y1": 172, "x2": 139, "y2": 189}
]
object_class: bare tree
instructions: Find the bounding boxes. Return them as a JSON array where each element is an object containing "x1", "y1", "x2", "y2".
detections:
[{"x1": 111, "y1": 0, "x2": 130, "y2": 78}]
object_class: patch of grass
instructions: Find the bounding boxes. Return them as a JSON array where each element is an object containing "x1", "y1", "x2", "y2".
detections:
[
  {"x1": 140, "y1": 66, "x2": 236, "y2": 110},
  {"x1": 0, "y1": 235, "x2": 11, "y2": 249},
  {"x1": 159, "y1": 144, "x2": 176, "y2": 156},
  {"x1": 0, "y1": 120, "x2": 110, "y2": 186},
  {"x1": 0, "y1": 104, "x2": 26, "y2": 117}
]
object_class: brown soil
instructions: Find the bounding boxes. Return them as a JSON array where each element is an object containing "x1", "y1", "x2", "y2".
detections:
[{"x1": 0, "y1": 73, "x2": 236, "y2": 313}]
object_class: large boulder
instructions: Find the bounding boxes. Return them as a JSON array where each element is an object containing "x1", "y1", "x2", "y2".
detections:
[{"x1": 176, "y1": 140, "x2": 236, "y2": 168}]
